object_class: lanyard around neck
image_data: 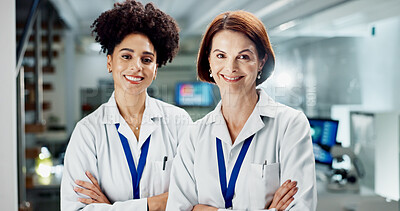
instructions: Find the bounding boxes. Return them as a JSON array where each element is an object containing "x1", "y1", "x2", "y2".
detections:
[
  {"x1": 216, "y1": 134, "x2": 254, "y2": 209},
  {"x1": 115, "y1": 123, "x2": 150, "y2": 199}
]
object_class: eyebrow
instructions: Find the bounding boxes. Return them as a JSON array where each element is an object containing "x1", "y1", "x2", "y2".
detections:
[
  {"x1": 120, "y1": 48, "x2": 155, "y2": 56},
  {"x1": 212, "y1": 49, "x2": 226, "y2": 54},
  {"x1": 238, "y1": 49, "x2": 255, "y2": 54},
  {"x1": 212, "y1": 48, "x2": 254, "y2": 55}
]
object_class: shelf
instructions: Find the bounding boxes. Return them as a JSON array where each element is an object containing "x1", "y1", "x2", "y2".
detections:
[
  {"x1": 24, "y1": 66, "x2": 55, "y2": 74},
  {"x1": 16, "y1": 22, "x2": 64, "y2": 30},
  {"x1": 25, "y1": 102, "x2": 51, "y2": 111},
  {"x1": 25, "y1": 147, "x2": 41, "y2": 159},
  {"x1": 25, "y1": 83, "x2": 53, "y2": 91},
  {"x1": 16, "y1": 34, "x2": 61, "y2": 43},
  {"x1": 25, "y1": 123, "x2": 46, "y2": 133},
  {"x1": 24, "y1": 50, "x2": 58, "y2": 58}
]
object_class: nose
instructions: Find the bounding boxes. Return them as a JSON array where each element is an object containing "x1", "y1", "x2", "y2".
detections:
[
  {"x1": 225, "y1": 57, "x2": 238, "y2": 73},
  {"x1": 130, "y1": 57, "x2": 143, "y2": 72}
]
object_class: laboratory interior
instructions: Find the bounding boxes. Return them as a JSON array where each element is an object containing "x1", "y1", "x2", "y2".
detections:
[{"x1": 1, "y1": 0, "x2": 399, "y2": 210}]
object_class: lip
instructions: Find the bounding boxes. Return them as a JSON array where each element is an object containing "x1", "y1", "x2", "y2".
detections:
[
  {"x1": 124, "y1": 75, "x2": 144, "y2": 84},
  {"x1": 221, "y1": 74, "x2": 244, "y2": 82}
]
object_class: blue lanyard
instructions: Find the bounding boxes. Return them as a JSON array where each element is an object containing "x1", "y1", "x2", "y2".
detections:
[
  {"x1": 115, "y1": 123, "x2": 150, "y2": 199},
  {"x1": 216, "y1": 134, "x2": 254, "y2": 209}
]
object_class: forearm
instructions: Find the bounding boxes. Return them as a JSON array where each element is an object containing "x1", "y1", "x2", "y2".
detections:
[
  {"x1": 280, "y1": 112, "x2": 317, "y2": 211},
  {"x1": 217, "y1": 208, "x2": 276, "y2": 211}
]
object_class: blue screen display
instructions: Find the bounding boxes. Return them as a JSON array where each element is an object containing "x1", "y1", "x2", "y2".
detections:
[
  {"x1": 308, "y1": 119, "x2": 339, "y2": 165},
  {"x1": 175, "y1": 82, "x2": 214, "y2": 106}
]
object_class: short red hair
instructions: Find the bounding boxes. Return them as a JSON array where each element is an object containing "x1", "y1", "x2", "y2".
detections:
[{"x1": 197, "y1": 11, "x2": 275, "y2": 85}]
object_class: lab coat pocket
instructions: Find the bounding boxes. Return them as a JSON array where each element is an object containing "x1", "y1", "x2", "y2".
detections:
[
  {"x1": 152, "y1": 159, "x2": 174, "y2": 194},
  {"x1": 161, "y1": 159, "x2": 174, "y2": 191},
  {"x1": 249, "y1": 162, "x2": 280, "y2": 209}
]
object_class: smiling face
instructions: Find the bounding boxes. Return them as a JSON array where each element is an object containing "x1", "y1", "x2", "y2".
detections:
[
  {"x1": 209, "y1": 30, "x2": 266, "y2": 95},
  {"x1": 107, "y1": 33, "x2": 157, "y2": 96}
]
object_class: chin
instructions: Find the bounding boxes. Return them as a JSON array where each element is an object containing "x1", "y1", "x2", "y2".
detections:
[{"x1": 119, "y1": 87, "x2": 147, "y2": 96}]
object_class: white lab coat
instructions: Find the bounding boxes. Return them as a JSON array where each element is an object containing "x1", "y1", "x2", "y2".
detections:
[
  {"x1": 166, "y1": 89, "x2": 317, "y2": 211},
  {"x1": 61, "y1": 92, "x2": 192, "y2": 211}
]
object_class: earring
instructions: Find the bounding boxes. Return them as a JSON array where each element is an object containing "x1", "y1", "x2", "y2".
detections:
[
  {"x1": 257, "y1": 71, "x2": 262, "y2": 79},
  {"x1": 209, "y1": 69, "x2": 213, "y2": 78}
]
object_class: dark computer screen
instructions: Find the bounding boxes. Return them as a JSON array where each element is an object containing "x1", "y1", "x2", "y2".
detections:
[{"x1": 308, "y1": 118, "x2": 339, "y2": 165}]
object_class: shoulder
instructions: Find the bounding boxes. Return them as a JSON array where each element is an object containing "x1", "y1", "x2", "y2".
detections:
[
  {"x1": 275, "y1": 102, "x2": 305, "y2": 119},
  {"x1": 257, "y1": 89, "x2": 308, "y2": 126},
  {"x1": 151, "y1": 97, "x2": 192, "y2": 123},
  {"x1": 266, "y1": 103, "x2": 311, "y2": 144},
  {"x1": 73, "y1": 102, "x2": 112, "y2": 134},
  {"x1": 187, "y1": 111, "x2": 216, "y2": 142}
]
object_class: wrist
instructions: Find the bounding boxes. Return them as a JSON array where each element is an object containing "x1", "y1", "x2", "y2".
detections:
[{"x1": 147, "y1": 197, "x2": 159, "y2": 211}]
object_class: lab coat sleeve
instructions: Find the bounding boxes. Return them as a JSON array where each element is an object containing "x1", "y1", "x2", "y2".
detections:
[
  {"x1": 60, "y1": 121, "x2": 148, "y2": 211},
  {"x1": 176, "y1": 111, "x2": 193, "y2": 146},
  {"x1": 279, "y1": 112, "x2": 317, "y2": 211},
  {"x1": 166, "y1": 124, "x2": 198, "y2": 211}
]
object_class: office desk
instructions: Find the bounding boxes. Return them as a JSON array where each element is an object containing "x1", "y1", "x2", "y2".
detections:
[{"x1": 316, "y1": 180, "x2": 398, "y2": 211}]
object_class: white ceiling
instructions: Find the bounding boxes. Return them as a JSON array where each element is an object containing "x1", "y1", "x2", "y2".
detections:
[{"x1": 49, "y1": 0, "x2": 400, "y2": 46}]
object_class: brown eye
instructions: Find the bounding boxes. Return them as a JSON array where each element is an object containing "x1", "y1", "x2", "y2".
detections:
[
  {"x1": 238, "y1": 55, "x2": 250, "y2": 60},
  {"x1": 142, "y1": 57, "x2": 153, "y2": 64},
  {"x1": 216, "y1": 54, "x2": 224, "y2": 59},
  {"x1": 122, "y1": 55, "x2": 131, "y2": 60}
]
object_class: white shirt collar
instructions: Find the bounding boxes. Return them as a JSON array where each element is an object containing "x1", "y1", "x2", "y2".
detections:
[
  {"x1": 207, "y1": 88, "x2": 279, "y2": 147},
  {"x1": 207, "y1": 88, "x2": 278, "y2": 124}
]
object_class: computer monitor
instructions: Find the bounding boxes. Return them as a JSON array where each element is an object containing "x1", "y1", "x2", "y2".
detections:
[
  {"x1": 175, "y1": 82, "x2": 214, "y2": 107},
  {"x1": 308, "y1": 118, "x2": 339, "y2": 165}
]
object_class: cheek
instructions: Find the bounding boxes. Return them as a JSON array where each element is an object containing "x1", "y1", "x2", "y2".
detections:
[
  {"x1": 113, "y1": 60, "x2": 128, "y2": 71},
  {"x1": 210, "y1": 59, "x2": 225, "y2": 70},
  {"x1": 144, "y1": 65, "x2": 157, "y2": 76},
  {"x1": 238, "y1": 62, "x2": 258, "y2": 75}
]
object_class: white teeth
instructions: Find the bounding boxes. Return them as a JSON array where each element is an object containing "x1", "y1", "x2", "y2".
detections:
[
  {"x1": 125, "y1": 75, "x2": 143, "y2": 82},
  {"x1": 223, "y1": 75, "x2": 240, "y2": 80}
]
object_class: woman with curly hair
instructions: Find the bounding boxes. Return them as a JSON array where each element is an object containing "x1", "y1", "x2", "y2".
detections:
[{"x1": 60, "y1": 1, "x2": 191, "y2": 210}]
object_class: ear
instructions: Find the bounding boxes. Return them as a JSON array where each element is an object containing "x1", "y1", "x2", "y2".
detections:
[
  {"x1": 153, "y1": 65, "x2": 158, "y2": 80},
  {"x1": 107, "y1": 54, "x2": 112, "y2": 72},
  {"x1": 259, "y1": 53, "x2": 268, "y2": 71}
]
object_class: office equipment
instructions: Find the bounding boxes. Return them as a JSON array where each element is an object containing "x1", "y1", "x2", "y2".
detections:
[
  {"x1": 175, "y1": 82, "x2": 214, "y2": 106},
  {"x1": 327, "y1": 145, "x2": 364, "y2": 192},
  {"x1": 308, "y1": 118, "x2": 339, "y2": 165}
]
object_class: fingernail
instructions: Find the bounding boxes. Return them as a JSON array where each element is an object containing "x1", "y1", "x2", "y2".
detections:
[
  {"x1": 74, "y1": 187, "x2": 78, "y2": 191},
  {"x1": 75, "y1": 180, "x2": 79, "y2": 184}
]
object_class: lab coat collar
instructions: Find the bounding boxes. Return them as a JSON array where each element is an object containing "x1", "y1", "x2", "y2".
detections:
[
  {"x1": 256, "y1": 88, "x2": 279, "y2": 118},
  {"x1": 101, "y1": 91, "x2": 163, "y2": 124},
  {"x1": 102, "y1": 91, "x2": 162, "y2": 149},
  {"x1": 209, "y1": 88, "x2": 278, "y2": 147}
]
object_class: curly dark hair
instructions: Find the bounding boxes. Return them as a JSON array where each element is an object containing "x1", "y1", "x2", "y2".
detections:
[{"x1": 91, "y1": 0, "x2": 180, "y2": 67}]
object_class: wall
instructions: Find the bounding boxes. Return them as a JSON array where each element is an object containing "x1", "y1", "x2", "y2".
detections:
[
  {"x1": 0, "y1": 0, "x2": 18, "y2": 210},
  {"x1": 271, "y1": 37, "x2": 363, "y2": 118},
  {"x1": 358, "y1": 16, "x2": 400, "y2": 111},
  {"x1": 72, "y1": 50, "x2": 108, "y2": 124}
]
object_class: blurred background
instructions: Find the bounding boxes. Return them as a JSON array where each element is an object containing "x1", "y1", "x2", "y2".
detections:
[{"x1": 1, "y1": 0, "x2": 400, "y2": 210}]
